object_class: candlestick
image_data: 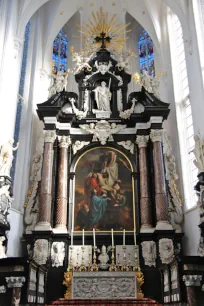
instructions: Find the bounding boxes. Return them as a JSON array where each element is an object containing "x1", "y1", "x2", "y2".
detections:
[
  {"x1": 133, "y1": 246, "x2": 139, "y2": 272},
  {"x1": 134, "y1": 231, "x2": 136, "y2": 246},
  {"x1": 111, "y1": 228, "x2": 114, "y2": 247},
  {"x1": 123, "y1": 229, "x2": 125, "y2": 246},
  {"x1": 93, "y1": 228, "x2": 96, "y2": 247},
  {"x1": 90, "y1": 246, "x2": 98, "y2": 271},
  {"x1": 79, "y1": 246, "x2": 87, "y2": 272},
  {"x1": 82, "y1": 229, "x2": 84, "y2": 246},
  {"x1": 109, "y1": 246, "x2": 117, "y2": 272}
]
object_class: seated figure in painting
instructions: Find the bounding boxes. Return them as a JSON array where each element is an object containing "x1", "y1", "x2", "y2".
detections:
[{"x1": 85, "y1": 189, "x2": 110, "y2": 229}]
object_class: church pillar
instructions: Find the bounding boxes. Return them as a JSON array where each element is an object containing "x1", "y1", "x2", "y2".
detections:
[
  {"x1": 54, "y1": 136, "x2": 71, "y2": 232},
  {"x1": 183, "y1": 275, "x2": 202, "y2": 306},
  {"x1": 35, "y1": 130, "x2": 56, "y2": 231},
  {"x1": 150, "y1": 130, "x2": 172, "y2": 230},
  {"x1": 6, "y1": 276, "x2": 26, "y2": 306},
  {"x1": 136, "y1": 135, "x2": 153, "y2": 231}
]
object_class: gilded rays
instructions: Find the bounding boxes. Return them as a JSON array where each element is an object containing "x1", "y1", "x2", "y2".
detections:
[{"x1": 75, "y1": 7, "x2": 131, "y2": 51}]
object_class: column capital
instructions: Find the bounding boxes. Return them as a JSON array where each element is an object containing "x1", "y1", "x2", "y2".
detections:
[
  {"x1": 44, "y1": 130, "x2": 56, "y2": 143},
  {"x1": 136, "y1": 135, "x2": 149, "y2": 148},
  {"x1": 183, "y1": 275, "x2": 202, "y2": 287},
  {"x1": 150, "y1": 129, "x2": 163, "y2": 142},
  {"x1": 58, "y1": 135, "x2": 71, "y2": 149},
  {"x1": 6, "y1": 276, "x2": 26, "y2": 288}
]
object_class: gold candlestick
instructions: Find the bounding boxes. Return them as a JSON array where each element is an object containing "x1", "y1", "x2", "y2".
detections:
[
  {"x1": 109, "y1": 246, "x2": 117, "y2": 271},
  {"x1": 90, "y1": 246, "x2": 98, "y2": 271},
  {"x1": 67, "y1": 246, "x2": 74, "y2": 272},
  {"x1": 79, "y1": 246, "x2": 87, "y2": 272},
  {"x1": 121, "y1": 246, "x2": 129, "y2": 271},
  {"x1": 133, "y1": 246, "x2": 138, "y2": 272}
]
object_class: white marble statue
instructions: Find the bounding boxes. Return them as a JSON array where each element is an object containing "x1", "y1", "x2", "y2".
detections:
[
  {"x1": 116, "y1": 54, "x2": 130, "y2": 72},
  {"x1": 24, "y1": 134, "x2": 44, "y2": 233},
  {"x1": 0, "y1": 139, "x2": 19, "y2": 177},
  {"x1": 163, "y1": 131, "x2": 183, "y2": 232},
  {"x1": 48, "y1": 76, "x2": 56, "y2": 98},
  {"x1": 191, "y1": 134, "x2": 204, "y2": 173},
  {"x1": 0, "y1": 184, "x2": 12, "y2": 218},
  {"x1": 72, "y1": 52, "x2": 92, "y2": 74},
  {"x1": 98, "y1": 245, "x2": 110, "y2": 270},
  {"x1": 141, "y1": 241, "x2": 156, "y2": 267},
  {"x1": 33, "y1": 239, "x2": 49, "y2": 265},
  {"x1": 72, "y1": 141, "x2": 90, "y2": 155},
  {"x1": 55, "y1": 71, "x2": 66, "y2": 92},
  {"x1": 51, "y1": 242, "x2": 65, "y2": 267},
  {"x1": 141, "y1": 70, "x2": 154, "y2": 93},
  {"x1": 0, "y1": 236, "x2": 7, "y2": 259},
  {"x1": 159, "y1": 238, "x2": 175, "y2": 264},
  {"x1": 93, "y1": 81, "x2": 111, "y2": 112}
]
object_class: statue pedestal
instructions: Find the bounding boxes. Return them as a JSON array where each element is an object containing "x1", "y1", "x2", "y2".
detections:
[
  {"x1": 92, "y1": 109, "x2": 111, "y2": 118},
  {"x1": 72, "y1": 271, "x2": 136, "y2": 299}
]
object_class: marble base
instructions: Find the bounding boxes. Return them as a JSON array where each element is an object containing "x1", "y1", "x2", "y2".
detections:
[
  {"x1": 72, "y1": 272, "x2": 136, "y2": 299},
  {"x1": 92, "y1": 109, "x2": 111, "y2": 118},
  {"x1": 34, "y1": 222, "x2": 52, "y2": 231},
  {"x1": 140, "y1": 226, "x2": 155, "y2": 233},
  {"x1": 156, "y1": 221, "x2": 173, "y2": 231},
  {"x1": 53, "y1": 226, "x2": 68, "y2": 234}
]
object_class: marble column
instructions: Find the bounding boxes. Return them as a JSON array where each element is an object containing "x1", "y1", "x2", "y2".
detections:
[
  {"x1": 136, "y1": 135, "x2": 153, "y2": 231},
  {"x1": 183, "y1": 275, "x2": 202, "y2": 306},
  {"x1": 150, "y1": 130, "x2": 172, "y2": 230},
  {"x1": 35, "y1": 130, "x2": 56, "y2": 231},
  {"x1": 54, "y1": 136, "x2": 71, "y2": 233},
  {"x1": 6, "y1": 276, "x2": 25, "y2": 306}
]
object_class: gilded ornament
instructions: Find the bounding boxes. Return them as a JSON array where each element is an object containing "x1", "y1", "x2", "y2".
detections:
[
  {"x1": 63, "y1": 272, "x2": 72, "y2": 299},
  {"x1": 136, "y1": 265, "x2": 144, "y2": 298}
]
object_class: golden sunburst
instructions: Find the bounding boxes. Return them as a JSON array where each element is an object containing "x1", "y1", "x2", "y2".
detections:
[{"x1": 75, "y1": 7, "x2": 131, "y2": 51}]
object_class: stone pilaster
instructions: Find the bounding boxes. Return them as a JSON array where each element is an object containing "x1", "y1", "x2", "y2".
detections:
[
  {"x1": 6, "y1": 276, "x2": 25, "y2": 306},
  {"x1": 35, "y1": 130, "x2": 56, "y2": 231},
  {"x1": 136, "y1": 135, "x2": 153, "y2": 231},
  {"x1": 150, "y1": 130, "x2": 172, "y2": 230},
  {"x1": 183, "y1": 275, "x2": 202, "y2": 306},
  {"x1": 54, "y1": 136, "x2": 71, "y2": 233}
]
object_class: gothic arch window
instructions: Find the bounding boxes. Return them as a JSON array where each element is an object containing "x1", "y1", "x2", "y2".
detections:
[
  {"x1": 168, "y1": 12, "x2": 197, "y2": 210},
  {"x1": 138, "y1": 29, "x2": 155, "y2": 77},
  {"x1": 52, "y1": 29, "x2": 68, "y2": 74}
]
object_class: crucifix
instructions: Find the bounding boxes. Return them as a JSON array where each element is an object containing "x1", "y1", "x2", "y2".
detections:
[{"x1": 95, "y1": 32, "x2": 112, "y2": 48}]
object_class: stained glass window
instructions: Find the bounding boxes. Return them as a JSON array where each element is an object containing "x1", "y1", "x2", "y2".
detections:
[
  {"x1": 11, "y1": 21, "x2": 31, "y2": 182},
  {"x1": 52, "y1": 29, "x2": 68, "y2": 74},
  {"x1": 138, "y1": 29, "x2": 155, "y2": 77}
]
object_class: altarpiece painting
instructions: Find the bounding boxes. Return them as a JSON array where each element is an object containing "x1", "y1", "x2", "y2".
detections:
[{"x1": 74, "y1": 147, "x2": 135, "y2": 232}]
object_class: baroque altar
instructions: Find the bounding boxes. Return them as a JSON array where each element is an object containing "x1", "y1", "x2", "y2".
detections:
[{"x1": 21, "y1": 7, "x2": 186, "y2": 306}]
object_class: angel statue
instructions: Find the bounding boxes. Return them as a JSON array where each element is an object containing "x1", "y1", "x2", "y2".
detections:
[
  {"x1": 191, "y1": 134, "x2": 204, "y2": 173},
  {"x1": 116, "y1": 54, "x2": 131, "y2": 72},
  {"x1": 0, "y1": 140, "x2": 19, "y2": 177},
  {"x1": 72, "y1": 52, "x2": 91, "y2": 74},
  {"x1": 93, "y1": 81, "x2": 112, "y2": 112}
]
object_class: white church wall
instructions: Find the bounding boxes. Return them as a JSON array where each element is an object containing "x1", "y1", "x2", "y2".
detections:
[{"x1": 7, "y1": 209, "x2": 24, "y2": 257}]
